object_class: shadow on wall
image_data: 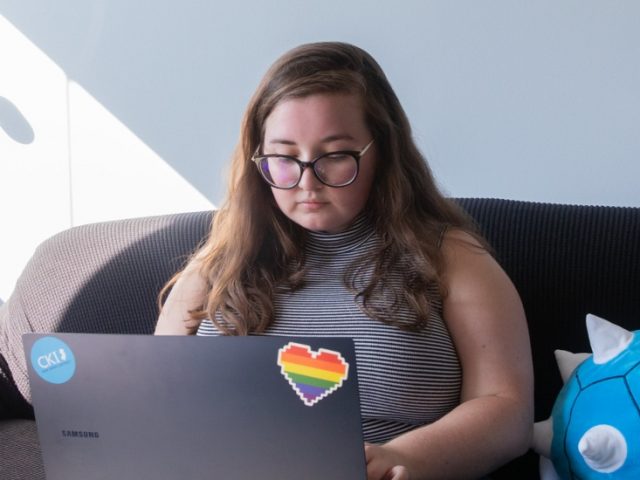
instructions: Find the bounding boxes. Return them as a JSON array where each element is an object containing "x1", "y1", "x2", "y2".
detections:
[{"x1": 0, "y1": 96, "x2": 34, "y2": 145}]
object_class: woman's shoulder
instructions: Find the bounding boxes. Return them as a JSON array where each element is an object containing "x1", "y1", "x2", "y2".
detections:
[
  {"x1": 440, "y1": 227, "x2": 487, "y2": 255},
  {"x1": 438, "y1": 227, "x2": 500, "y2": 288}
]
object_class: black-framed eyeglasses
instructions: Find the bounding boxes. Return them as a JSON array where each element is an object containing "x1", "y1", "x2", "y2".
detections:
[{"x1": 252, "y1": 139, "x2": 374, "y2": 189}]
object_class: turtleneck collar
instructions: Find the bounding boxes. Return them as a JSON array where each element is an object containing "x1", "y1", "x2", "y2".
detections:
[{"x1": 305, "y1": 213, "x2": 375, "y2": 256}]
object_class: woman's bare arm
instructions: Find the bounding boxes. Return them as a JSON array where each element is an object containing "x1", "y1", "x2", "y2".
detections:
[
  {"x1": 366, "y1": 230, "x2": 534, "y2": 479},
  {"x1": 154, "y1": 260, "x2": 208, "y2": 335}
]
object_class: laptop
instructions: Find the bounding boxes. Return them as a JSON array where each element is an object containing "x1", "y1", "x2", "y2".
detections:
[{"x1": 23, "y1": 333, "x2": 366, "y2": 480}]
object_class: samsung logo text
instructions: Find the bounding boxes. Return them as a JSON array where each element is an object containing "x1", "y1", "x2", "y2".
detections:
[{"x1": 61, "y1": 430, "x2": 100, "y2": 439}]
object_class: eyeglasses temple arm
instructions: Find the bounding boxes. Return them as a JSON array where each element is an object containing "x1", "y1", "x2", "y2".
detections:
[{"x1": 360, "y1": 139, "x2": 375, "y2": 156}]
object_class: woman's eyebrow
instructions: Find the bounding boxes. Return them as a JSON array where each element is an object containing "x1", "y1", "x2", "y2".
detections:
[
  {"x1": 267, "y1": 138, "x2": 296, "y2": 146},
  {"x1": 267, "y1": 134, "x2": 356, "y2": 146},
  {"x1": 321, "y1": 134, "x2": 355, "y2": 143}
]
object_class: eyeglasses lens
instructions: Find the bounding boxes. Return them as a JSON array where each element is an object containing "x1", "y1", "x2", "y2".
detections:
[
  {"x1": 261, "y1": 157, "x2": 300, "y2": 188},
  {"x1": 315, "y1": 154, "x2": 357, "y2": 186}
]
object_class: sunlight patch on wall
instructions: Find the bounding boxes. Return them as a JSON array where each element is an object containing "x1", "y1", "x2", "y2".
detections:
[
  {"x1": 0, "y1": 14, "x2": 71, "y2": 300},
  {"x1": 68, "y1": 80, "x2": 214, "y2": 226}
]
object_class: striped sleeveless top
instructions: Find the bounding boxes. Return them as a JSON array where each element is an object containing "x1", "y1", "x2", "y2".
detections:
[{"x1": 197, "y1": 215, "x2": 462, "y2": 444}]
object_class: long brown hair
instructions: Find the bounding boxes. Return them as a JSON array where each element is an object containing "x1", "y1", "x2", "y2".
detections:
[{"x1": 160, "y1": 42, "x2": 480, "y2": 335}]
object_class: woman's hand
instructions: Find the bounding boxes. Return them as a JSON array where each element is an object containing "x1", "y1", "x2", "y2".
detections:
[{"x1": 365, "y1": 443, "x2": 410, "y2": 480}]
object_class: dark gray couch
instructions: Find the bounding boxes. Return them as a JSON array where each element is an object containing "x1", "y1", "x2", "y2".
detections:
[{"x1": 1, "y1": 198, "x2": 639, "y2": 479}]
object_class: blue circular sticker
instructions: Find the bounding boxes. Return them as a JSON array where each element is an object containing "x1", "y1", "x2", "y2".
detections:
[{"x1": 30, "y1": 337, "x2": 76, "y2": 384}]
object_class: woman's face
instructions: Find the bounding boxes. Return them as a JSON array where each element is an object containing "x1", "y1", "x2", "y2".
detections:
[{"x1": 262, "y1": 93, "x2": 376, "y2": 233}]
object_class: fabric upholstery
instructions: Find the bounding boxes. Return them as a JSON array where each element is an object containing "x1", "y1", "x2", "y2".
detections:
[
  {"x1": 0, "y1": 211, "x2": 212, "y2": 412},
  {"x1": 0, "y1": 199, "x2": 638, "y2": 480}
]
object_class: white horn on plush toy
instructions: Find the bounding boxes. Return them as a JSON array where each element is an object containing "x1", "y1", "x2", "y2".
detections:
[
  {"x1": 554, "y1": 350, "x2": 590, "y2": 382},
  {"x1": 586, "y1": 314, "x2": 634, "y2": 364},
  {"x1": 578, "y1": 424, "x2": 628, "y2": 473},
  {"x1": 532, "y1": 418, "x2": 553, "y2": 458}
]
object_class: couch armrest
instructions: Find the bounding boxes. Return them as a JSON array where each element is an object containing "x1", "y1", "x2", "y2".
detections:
[{"x1": 0, "y1": 211, "x2": 212, "y2": 410}]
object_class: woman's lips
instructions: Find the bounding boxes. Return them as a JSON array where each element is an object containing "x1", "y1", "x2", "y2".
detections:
[{"x1": 298, "y1": 199, "x2": 328, "y2": 211}]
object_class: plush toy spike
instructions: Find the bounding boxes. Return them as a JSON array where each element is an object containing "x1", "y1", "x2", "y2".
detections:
[
  {"x1": 532, "y1": 418, "x2": 553, "y2": 458},
  {"x1": 554, "y1": 350, "x2": 590, "y2": 383},
  {"x1": 539, "y1": 457, "x2": 561, "y2": 480},
  {"x1": 531, "y1": 314, "x2": 640, "y2": 480},
  {"x1": 586, "y1": 313, "x2": 634, "y2": 364},
  {"x1": 578, "y1": 425, "x2": 628, "y2": 473}
]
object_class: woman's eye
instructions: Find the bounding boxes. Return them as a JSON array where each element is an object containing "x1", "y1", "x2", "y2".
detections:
[{"x1": 324, "y1": 153, "x2": 351, "y2": 161}]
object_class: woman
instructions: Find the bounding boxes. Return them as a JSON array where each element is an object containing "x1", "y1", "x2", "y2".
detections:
[{"x1": 156, "y1": 42, "x2": 533, "y2": 479}]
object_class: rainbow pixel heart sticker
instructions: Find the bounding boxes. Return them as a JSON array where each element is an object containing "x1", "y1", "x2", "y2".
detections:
[{"x1": 277, "y1": 342, "x2": 350, "y2": 407}]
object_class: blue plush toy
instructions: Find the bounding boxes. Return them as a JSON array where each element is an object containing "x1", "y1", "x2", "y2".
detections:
[{"x1": 532, "y1": 314, "x2": 640, "y2": 479}]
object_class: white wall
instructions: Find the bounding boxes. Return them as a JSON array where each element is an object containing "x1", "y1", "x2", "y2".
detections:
[{"x1": 1, "y1": 1, "x2": 639, "y2": 300}]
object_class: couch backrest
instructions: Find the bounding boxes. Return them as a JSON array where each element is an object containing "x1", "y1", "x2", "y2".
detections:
[{"x1": 2, "y1": 199, "x2": 639, "y2": 477}]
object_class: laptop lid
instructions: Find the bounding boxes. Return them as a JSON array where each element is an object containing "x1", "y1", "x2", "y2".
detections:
[{"x1": 23, "y1": 333, "x2": 366, "y2": 480}]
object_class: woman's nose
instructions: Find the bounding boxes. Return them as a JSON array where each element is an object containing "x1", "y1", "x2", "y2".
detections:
[{"x1": 297, "y1": 165, "x2": 322, "y2": 190}]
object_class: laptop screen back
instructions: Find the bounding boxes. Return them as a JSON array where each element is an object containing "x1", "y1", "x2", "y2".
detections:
[{"x1": 24, "y1": 334, "x2": 366, "y2": 480}]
